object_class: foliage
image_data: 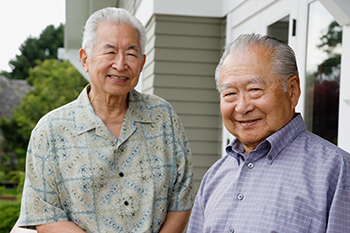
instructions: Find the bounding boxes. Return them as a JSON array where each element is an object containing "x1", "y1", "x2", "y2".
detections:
[
  {"x1": 0, "y1": 22, "x2": 87, "y2": 231},
  {"x1": 317, "y1": 21, "x2": 342, "y2": 55},
  {"x1": 1, "y1": 24, "x2": 64, "y2": 80},
  {"x1": 316, "y1": 21, "x2": 342, "y2": 83},
  {"x1": 0, "y1": 59, "x2": 88, "y2": 172},
  {"x1": 307, "y1": 20, "x2": 342, "y2": 144},
  {"x1": 0, "y1": 200, "x2": 21, "y2": 233}
]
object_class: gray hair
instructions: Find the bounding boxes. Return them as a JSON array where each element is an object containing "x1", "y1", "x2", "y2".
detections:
[
  {"x1": 82, "y1": 7, "x2": 146, "y2": 57},
  {"x1": 215, "y1": 33, "x2": 299, "y2": 92}
]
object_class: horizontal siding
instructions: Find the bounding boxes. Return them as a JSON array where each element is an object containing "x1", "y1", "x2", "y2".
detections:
[
  {"x1": 191, "y1": 143, "x2": 221, "y2": 158},
  {"x1": 155, "y1": 18, "x2": 223, "y2": 37},
  {"x1": 170, "y1": 102, "x2": 219, "y2": 116},
  {"x1": 185, "y1": 128, "x2": 220, "y2": 142},
  {"x1": 143, "y1": 14, "x2": 225, "y2": 192},
  {"x1": 142, "y1": 15, "x2": 157, "y2": 94},
  {"x1": 153, "y1": 74, "x2": 217, "y2": 89},
  {"x1": 154, "y1": 61, "x2": 217, "y2": 76},
  {"x1": 179, "y1": 115, "x2": 221, "y2": 129},
  {"x1": 155, "y1": 88, "x2": 219, "y2": 103},
  {"x1": 155, "y1": 35, "x2": 222, "y2": 50}
]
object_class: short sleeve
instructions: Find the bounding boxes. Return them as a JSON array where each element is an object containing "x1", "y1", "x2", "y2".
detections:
[
  {"x1": 167, "y1": 113, "x2": 194, "y2": 212},
  {"x1": 18, "y1": 122, "x2": 68, "y2": 228}
]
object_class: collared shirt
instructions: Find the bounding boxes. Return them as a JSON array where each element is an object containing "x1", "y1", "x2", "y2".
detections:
[
  {"x1": 188, "y1": 114, "x2": 350, "y2": 233},
  {"x1": 19, "y1": 86, "x2": 194, "y2": 233}
]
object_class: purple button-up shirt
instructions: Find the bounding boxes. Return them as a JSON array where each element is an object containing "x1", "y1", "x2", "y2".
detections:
[{"x1": 188, "y1": 114, "x2": 350, "y2": 233}]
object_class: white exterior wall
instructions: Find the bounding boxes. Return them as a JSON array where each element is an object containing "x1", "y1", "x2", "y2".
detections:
[
  {"x1": 135, "y1": 0, "x2": 350, "y2": 153},
  {"x1": 338, "y1": 25, "x2": 350, "y2": 152}
]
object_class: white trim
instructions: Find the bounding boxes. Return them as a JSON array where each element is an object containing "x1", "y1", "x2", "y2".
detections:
[
  {"x1": 338, "y1": 25, "x2": 350, "y2": 152},
  {"x1": 135, "y1": 0, "x2": 154, "y2": 26},
  {"x1": 319, "y1": 0, "x2": 350, "y2": 26},
  {"x1": 153, "y1": 0, "x2": 223, "y2": 17}
]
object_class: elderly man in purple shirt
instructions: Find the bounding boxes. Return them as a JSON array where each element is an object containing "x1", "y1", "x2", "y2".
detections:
[{"x1": 187, "y1": 34, "x2": 350, "y2": 233}]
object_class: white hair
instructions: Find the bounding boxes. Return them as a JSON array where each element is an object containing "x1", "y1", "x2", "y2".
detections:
[
  {"x1": 215, "y1": 33, "x2": 299, "y2": 92},
  {"x1": 82, "y1": 7, "x2": 146, "y2": 57}
]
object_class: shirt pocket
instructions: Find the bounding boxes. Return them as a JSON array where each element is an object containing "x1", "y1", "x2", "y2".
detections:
[{"x1": 253, "y1": 205, "x2": 312, "y2": 233}]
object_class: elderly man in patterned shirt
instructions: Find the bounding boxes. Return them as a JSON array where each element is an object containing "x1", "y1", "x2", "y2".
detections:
[
  {"x1": 18, "y1": 7, "x2": 193, "y2": 233},
  {"x1": 187, "y1": 34, "x2": 350, "y2": 233}
]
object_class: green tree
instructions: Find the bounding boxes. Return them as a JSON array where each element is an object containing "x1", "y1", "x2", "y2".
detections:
[
  {"x1": 318, "y1": 20, "x2": 342, "y2": 55},
  {"x1": 0, "y1": 59, "x2": 88, "y2": 171},
  {"x1": 310, "y1": 20, "x2": 342, "y2": 144},
  {"x1": 1, "y1": 24, "x2": 64, "y2": 80}
]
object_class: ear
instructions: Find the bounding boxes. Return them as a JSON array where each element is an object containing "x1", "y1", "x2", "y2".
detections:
[
  {"x1": 288, "y1": 75, "x2": 301, "y2": 108},
  {"x1": 139, "y1": 54, "x2": 146, "y2": 73},
  {"x1": 79, "y1": 48, "x2": 89, "y2": 73}
]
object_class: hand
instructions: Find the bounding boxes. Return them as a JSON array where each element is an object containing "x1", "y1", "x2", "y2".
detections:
[{"x1": 36, "y1": 221, "x2": 85, "y2": 233}]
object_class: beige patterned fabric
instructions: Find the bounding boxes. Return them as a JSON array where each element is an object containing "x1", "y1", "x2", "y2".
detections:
[{"x1": 19, "y1": 86, "x2": 194, "y2": 232}]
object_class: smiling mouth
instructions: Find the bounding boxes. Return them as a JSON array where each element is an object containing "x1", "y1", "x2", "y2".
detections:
[
  {"x1": 108, "y1": 75, "x2": 128, "y2": 80},
  {"x1": 238, "y1": 119, "x2": 258, "y2": 127}
]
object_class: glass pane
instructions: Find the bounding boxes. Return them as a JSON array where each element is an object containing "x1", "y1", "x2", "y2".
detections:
[
  {"x1": 267, "y1": 15, "x2": 289, "y2": 44},
  {"x1": 305, "y1": 0, "x2": 342, "y2": 144}
]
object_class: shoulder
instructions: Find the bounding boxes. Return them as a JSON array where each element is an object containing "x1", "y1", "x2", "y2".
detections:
[
  {"x1": 293, "y1": 131, "x2": 350, "y2": 187},
  {"x1": 296, "y1": 130, "x2": 349, "y2": 157},
  {"x1": 32, "y1": 99, "x2": 78, "y2": 134}
]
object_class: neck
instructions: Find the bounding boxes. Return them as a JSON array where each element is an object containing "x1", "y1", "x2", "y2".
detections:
[
  {"x1": 88, "y1": 88, "x2": 128, "y2": 116},
  {"x1": 88, "y1": 88, "x2": 129, "y2": 138}
]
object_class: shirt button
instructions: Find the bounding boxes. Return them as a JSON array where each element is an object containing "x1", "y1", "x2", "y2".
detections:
[
  {"x1": 229, "y1": 228, "x2": 234, "y2": 233},
  {"x1": 268, "y1": 155, "x2": 273, "y2": 160},
  {"x1": 119, "y1": 172, "x2": 124, "y2": 177},
  {"x1": 124, "y1": 201, "x2": 129, "y2": 206},
  {"x1": 237, "y1": 194, "x2": 244, "y2": 200},
  {"x1": 247, "y1": 163, "x2": 254, "y2": 169}
]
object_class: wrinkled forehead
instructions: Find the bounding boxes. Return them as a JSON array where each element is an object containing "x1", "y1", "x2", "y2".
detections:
[
  {"x1": 95, "y1": 21, "x2": 141, "y2": 47},
  {"x1": 222, "y1": 45, "x2": 274, "y2": 73}
]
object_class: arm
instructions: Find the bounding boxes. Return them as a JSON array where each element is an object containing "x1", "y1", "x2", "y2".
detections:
[
  {"x1": 18, "y1": 124, "x2": 69, "y2": 228},
  {"x1": 159, "y1": 210, "x2": 191, "y2": 233},
  {"x1": 36, "y1": 221, "x2": 85, "y2": 233},
  {"x1": 326, "y1": 186, "x2": 350, "y2": 232},
  {"x1": 160, "y1": 114, "x2": 193, "y2": 232},
  {"x1": 187, "y1": 196, "x2": 205, "y2": 233}
]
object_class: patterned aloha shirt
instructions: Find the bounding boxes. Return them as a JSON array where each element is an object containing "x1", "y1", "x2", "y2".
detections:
[{"x1": 18, "y1": 85, "x2": 194, "y2": 233}]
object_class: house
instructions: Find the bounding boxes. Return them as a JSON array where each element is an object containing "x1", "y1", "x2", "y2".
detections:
[
  {"x1": 11, "y1": 0, "x2": 350, "y2": 231},
  {"x1": 0, "y1": 76, "x2": 33, "y2": 119},
  {"x1": 0, "y1": 76, "x2": 33, "y2": 147},
  {"x1": 59, "y1": 0, "x2": 350, "y2": 192}
]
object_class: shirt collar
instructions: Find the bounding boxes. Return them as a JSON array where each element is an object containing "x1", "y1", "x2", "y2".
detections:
[
  {"x1": 75, "y1": 85, "x2": 152, "y2": 135},
  {"x1": 226, "y1": 113, "x2": 306, "y2": 164}
]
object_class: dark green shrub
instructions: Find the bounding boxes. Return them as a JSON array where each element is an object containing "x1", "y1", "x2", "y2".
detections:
[{"x1": 0, "y1": 200, "x2": 20, "y2": 232}]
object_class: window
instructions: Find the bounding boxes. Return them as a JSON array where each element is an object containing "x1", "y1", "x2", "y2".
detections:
[
  {"x1": 267, "y1": 15, "x2": 289, "y2": 44},
  {"x1": 305, "y1": 0, "x2": 342, "y2": 144}
]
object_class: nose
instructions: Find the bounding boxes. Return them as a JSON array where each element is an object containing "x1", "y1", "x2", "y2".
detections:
[
  {"x1": 112, "y1": 54, "x2": 127, "y2": 71},
  {"x1": 235, "y1": 94, "x2": 254, "y2": 115}
]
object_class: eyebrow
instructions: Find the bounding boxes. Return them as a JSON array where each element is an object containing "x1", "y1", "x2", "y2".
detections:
[
  {"x1": 247, "y1": 77, "x2": 266, "y2": 84},
  {"x1": 104, "y1": 44, "x2": 117, "y2": 50},
  {"x1": 221, "y1": 77, "x2": 266, "y2": 90},
  {"x1": 103, "y1": 44, "x2": 140, "y2": 52},
  {"x1": 127, "y1": 45, "x2": 140, "y2": 52}
]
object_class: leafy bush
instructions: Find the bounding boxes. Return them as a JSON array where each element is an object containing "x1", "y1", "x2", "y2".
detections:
[{"x1": 0, "y1": 200, "x2": 21, "y2": 232}]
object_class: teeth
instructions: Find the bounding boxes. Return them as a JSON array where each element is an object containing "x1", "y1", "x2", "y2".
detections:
[{"x1": 110, "y1": 75, "x2": 127, "y2": 80}]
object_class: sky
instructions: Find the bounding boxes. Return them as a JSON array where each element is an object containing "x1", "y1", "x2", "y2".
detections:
[{"x1": 0, "y1": 0, "x2": 65, "y2": 72}]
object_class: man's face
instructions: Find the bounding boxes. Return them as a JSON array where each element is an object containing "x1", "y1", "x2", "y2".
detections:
[
  {"x1": 80, "y1": 21, "x2": 145, "y2": 98},
  {"x1": 219, "y1": 46, "x2": 300, "y2": 153}
]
